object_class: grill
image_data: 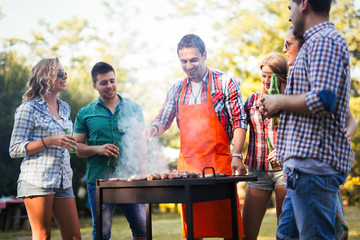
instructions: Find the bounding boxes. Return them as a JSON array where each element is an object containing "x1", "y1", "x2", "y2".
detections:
[{"x1": 96, "y1": 167, "x2": 257, "y2": 240}]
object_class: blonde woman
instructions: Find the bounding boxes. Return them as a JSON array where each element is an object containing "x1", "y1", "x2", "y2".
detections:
[
  {"x1": 9, "y1": 58, "x2": 81, "y2": 240},
  {"x1": 242, "y1": 53, "x2": 288, "y2": 240}
]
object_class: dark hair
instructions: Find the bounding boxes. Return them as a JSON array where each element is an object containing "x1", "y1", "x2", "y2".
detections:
[
  {"x1": 288, "y1": 25, "x2": 305, "y2": 48},
  {"x1": 91, "y1": 62, "x2": 115, "y2": 84},
  {"x1": 177, "y1": 34, "x2": 206, "y2": 56},
  {"x1": 292, "y1": 0, "x2": 332, "y2": 17}
]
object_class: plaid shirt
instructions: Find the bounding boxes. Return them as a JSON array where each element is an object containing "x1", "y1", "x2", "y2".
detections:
[
  {"x1": 244, "y1": 92, "x2": 277, "y2": 171},
  {"x1": 277, "y1": 21, "x2": 354, "y2": 174},
  {"x1": 9, "y1": 97, "x2": 74, "y2": 189},
  {"x1": 153, "y1": 69, "x2": 247, "y2": 141}
]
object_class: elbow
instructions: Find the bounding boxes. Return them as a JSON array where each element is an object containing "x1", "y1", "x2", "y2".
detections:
[{"x1": 9, "y1": 143, "x2": 27, "y2": 158}]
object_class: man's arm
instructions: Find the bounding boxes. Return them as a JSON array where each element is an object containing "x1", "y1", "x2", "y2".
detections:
[
  {"x1": 345, "y1": 109, "x2": 358, "y2": 142},
  {"x1": 231, "y1": 128, "x2": 247, "y2": 175},
  {"x1": 73, "y1": 133, "x2": 118, "y2": 158},
  {"x1": 259, "y1": 93, "x2": 311, "y2": 118}
]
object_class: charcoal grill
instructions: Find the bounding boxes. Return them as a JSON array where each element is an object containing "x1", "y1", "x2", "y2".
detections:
[{"x1": 96, "y1": 167, "x2": 257, "y2": 240}]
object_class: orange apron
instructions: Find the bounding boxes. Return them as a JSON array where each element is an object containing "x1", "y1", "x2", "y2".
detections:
[{"x1": 178, "y1": 70, "x2": 244, "y2": 238}]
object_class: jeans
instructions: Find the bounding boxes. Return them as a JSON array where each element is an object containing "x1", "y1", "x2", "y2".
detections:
[
  {"x1": 276, "y1": 168, "x2": 346, "y2": 240},
  {"x1": 87, "y1": 184, "x2": 147, "y2": 240}
]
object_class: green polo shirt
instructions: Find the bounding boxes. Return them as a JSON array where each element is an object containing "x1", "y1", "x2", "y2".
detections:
[{"x1": 74, "y1": 94, "x2": 145, "y2": 184}]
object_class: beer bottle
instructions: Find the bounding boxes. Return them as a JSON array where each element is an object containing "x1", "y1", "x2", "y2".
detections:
[
  {"x1": 107, "y1": 140, "x2": 118, "y2": 168},
  {"x1": 64, "y1": 128, "x2": 78, "y2": 156},
  {"x1": 268, "y1": 73, "x2": 280, "y2": 126},
  {"x1": 266, "y1": 137, "x2": 281, "y2": 170}
]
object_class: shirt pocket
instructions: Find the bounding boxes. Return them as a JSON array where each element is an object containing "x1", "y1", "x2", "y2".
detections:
[{"x1": 33, "y1": 111, "x2": 55, "y2": 131}]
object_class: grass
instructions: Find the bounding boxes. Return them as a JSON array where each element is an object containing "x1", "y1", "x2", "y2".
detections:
[{"x1": 1, "y1": 206, "x2": 359, "y2": 239}]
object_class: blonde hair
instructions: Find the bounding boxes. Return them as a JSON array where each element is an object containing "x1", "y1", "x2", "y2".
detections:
[
  {"x1": 22, "y1": 58, "x2": 60, "y2": 102},
  {"x1": 260, "y1": 53, "x2": 288, "y2": 94}
]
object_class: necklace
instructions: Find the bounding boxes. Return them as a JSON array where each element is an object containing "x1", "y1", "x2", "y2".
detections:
[{"x1": 190, "y1": 81, "x2": 202, "y2": 104}]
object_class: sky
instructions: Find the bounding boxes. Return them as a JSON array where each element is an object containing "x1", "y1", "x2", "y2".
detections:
[
  {"x1": 0, "y1": 0, "x2": 223, "y2": 93},
  {"x1": 0, "y1": 0, "x2": 101, "y2": 40}
]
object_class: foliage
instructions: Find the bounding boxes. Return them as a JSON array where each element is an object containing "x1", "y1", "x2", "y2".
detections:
[
  {"x1": 0, "y1": 0, "x2": 359, "y2": 205},
  {"x1": 0, "y1": 51, "x2": 30, "y2": 195}
]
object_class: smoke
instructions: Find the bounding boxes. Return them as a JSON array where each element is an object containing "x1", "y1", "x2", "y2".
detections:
[
  {"x1": 146, "y1": 137, "x2": 171, "y2": 174},
  {"x1": 104, "y1": 104, "x2": 170, "y2": 179}
]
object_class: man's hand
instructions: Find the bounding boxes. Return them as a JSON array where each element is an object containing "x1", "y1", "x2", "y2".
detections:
[
  {"x1": 96, "y1": 143, "x2": 119, "y2": 158},
  {"x1": 143, "y1": 126, "x2": 157, "y2": 141},
  {"x1": 231, "y1": 157, "x2": 247, "y2": 176},
  {"x1": 258, "y1": 94, "x2": 282, "y2": 118}
]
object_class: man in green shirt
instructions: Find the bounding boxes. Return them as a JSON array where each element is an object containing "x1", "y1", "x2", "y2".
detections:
[{"x1": 74, "y1": 62, "x2": 147, "y2": 240}]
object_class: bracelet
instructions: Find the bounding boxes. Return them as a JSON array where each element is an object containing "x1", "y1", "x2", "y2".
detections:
[
  {"x1": 151, "y1": 125, "x2": 159, "y2": 134},
  {"x1": 232, "y1": 153, "x2": 243, "y2": 160},
  {"x1": 41, "y1": 138, "x2": 48, "y2": 149}
]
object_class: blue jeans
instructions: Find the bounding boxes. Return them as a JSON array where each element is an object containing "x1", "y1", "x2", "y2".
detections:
[
  {"x1": 87, "y1": 184, "x2": 147, "y2": 240},
  {"x1": 276, "y1": 168, "x2": 346, "y2": 240}
]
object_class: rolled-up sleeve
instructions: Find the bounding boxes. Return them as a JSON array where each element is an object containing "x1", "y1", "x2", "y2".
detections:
[
  {"x1": 305, "y1": 36, "x2": 346, "y2": 115},
  {"x1": 9, "y1": 104, "x2": 33, "y2": 158},
  {"x1": 153, "y1": 82, "x2": 181, "y2": 131},
  {"x1": 225, "y1": 76, "x2": 247, "y2": 130}
]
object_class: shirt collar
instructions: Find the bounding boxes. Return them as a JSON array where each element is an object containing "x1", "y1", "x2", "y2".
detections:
[
  {"x1": 186, "y1": 68, "x2": 209, "y2": 86},
  {"x1": 97, "y1": 93, "x2": 122, "y2": 105},
  {"x1": 303, "y1": 21, "x2": 334, "y2": 41}
]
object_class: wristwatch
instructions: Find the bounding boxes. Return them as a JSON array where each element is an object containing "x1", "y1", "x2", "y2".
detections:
[{"x1": 232, "y1": 153, "x2": 243, "y2": 160}]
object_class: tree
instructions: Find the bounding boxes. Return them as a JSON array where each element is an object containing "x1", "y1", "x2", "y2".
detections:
[{"x1": 0, "y1": 51, "x2": 30, "y2": 195}]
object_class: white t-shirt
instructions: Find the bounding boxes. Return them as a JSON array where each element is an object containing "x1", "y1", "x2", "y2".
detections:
[{"x1": 189, "y1": 81, "x2": 203, "y2": 105}]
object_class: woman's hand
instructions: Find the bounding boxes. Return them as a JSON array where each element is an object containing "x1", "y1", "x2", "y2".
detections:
[{"x1": 46, "y1": 134, "x2": 78, "y2": 151}]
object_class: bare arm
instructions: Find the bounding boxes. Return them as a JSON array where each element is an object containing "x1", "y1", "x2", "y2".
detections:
[
  {"x1": 26, "y1": 134, "x2": 77, "y2": 156},
  {"x1": 73, "y1": 133, "x2": 118, "y2": 158},
  {"x1": 231, "y1": 128, "x2": 247, "y2": 176},
  {"x1": 345, "y1": 109, "x2": 358, "y2": 141},
  {"x1": 144, "y1": 122, "x2": 165, "y2": 141}
]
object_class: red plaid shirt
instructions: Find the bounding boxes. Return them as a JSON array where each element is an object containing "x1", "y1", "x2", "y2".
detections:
[
  {"x1": 153, "y1": 69, "x2": 247, "y2": 141},
  {"x1": 244, "y1": 92, "x2": 277, "y2": 171}
]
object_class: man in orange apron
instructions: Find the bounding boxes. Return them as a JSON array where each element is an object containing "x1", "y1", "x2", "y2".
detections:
[{"x1": 145, "y1": 34, "x2": 247, "y2": 239}]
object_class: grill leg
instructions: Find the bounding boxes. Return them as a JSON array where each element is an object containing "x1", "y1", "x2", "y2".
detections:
[
  {"x1": 185, "y1": 184, "x2": 194, "y2": 240},
  {"x1": 96, "y1": 182, "x2": 102, "y2": 240},
  {"x1": 231, "y1": 183, "x2": 239, "y2": 240},
  {"x1": 146, "y1": 204, "x2": 152, "y2": 240}
]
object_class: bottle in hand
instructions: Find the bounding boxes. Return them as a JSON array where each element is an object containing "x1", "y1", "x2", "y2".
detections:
[
  {"x1": 107, "y1": 140, "x2": 118, "y2": 168},
  {"x1": 64, "y1": 128, "x2": 78, "y2": 156},
  {"x1": 266, "y1": 137, "x2": 281, "y2": 171},
  {"x1": 268, "y1": 73, "x2": 280, "y2": 126}
]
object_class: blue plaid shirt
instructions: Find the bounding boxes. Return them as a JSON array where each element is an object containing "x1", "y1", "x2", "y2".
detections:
[
  {"x1": 277, "y1": 21, "x2": 354, "y2": 174},
  {"x1": 9, "y1": 97, "x2": 74, "y2": 189}
]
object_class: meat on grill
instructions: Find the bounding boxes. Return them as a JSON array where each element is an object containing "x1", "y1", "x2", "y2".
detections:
[{"x1": 109, "y1": 170, "x2": 203, "y2": 182}]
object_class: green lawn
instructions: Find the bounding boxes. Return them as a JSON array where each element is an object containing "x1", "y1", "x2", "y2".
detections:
[{"x1": 1, "y1": 206, "x2": 359, "y2": 239}]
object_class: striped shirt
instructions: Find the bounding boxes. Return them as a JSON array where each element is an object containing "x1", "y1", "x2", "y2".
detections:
[
  {"x1": 244, "y1": 92, "x2": 277, "y2": 171},
  {"x1": 153, "y1": 69, "x2": 247, "y2": 141},
  {"x1": 9, "y1": 97, "x2": 74, "y2": 189},
  {"x1": 277, "y1": 21, "x2": 354, "y2": 174}
]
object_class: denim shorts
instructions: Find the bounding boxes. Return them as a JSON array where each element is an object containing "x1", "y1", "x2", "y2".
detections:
[
  {"x1": 87, "y1": 184, "x2": 147, "y2": 240},
  {"x1": 17, "y1": 180, "x2": 75, "y2": 199},
  {"x1": 247, "y1": 169, "x2": 286, "y2": 191}
]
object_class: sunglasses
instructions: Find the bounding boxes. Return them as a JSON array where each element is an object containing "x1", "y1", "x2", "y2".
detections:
[
  {"x1": 284, "y1": 41, "x2": 297, "y2": 50},
  {"x1": 57, "y1": 70, "x2": 67, "y2": 78}
]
